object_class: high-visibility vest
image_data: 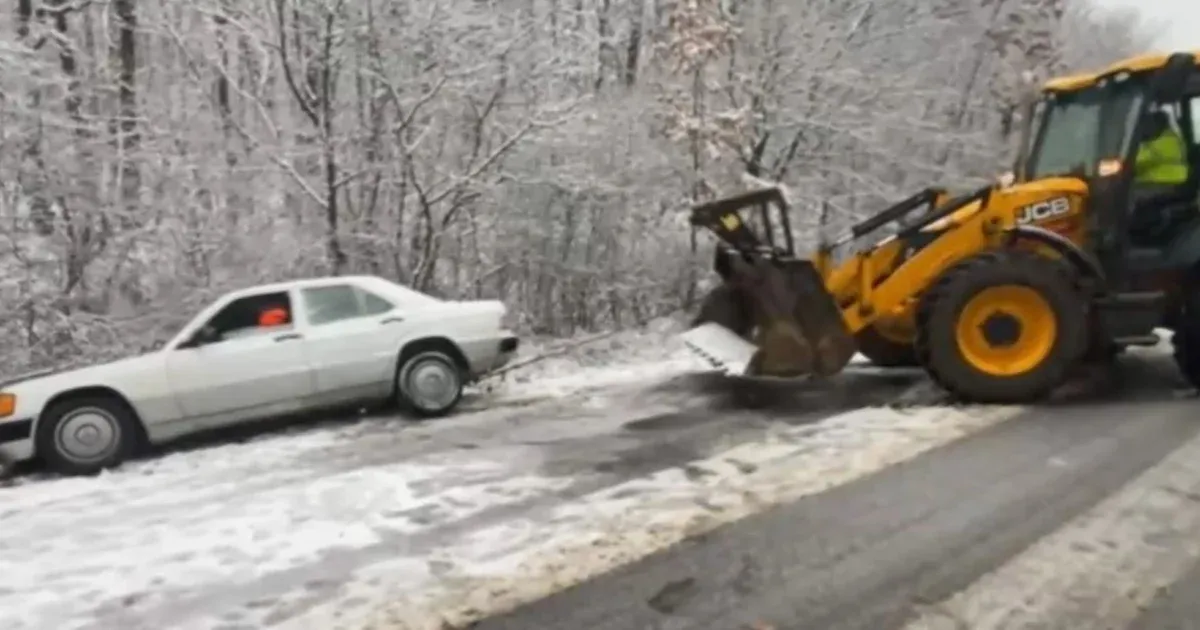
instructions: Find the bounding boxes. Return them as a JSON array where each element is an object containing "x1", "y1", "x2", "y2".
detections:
[{"x1": 1134, "y1": 129, "x2": 1189, "y2": 185}]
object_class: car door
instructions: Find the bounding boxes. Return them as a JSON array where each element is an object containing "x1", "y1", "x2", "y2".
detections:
[
  {"x1": 164, "y1": 289, "x2": 316, "y2": 426},
  {"x1": 297, "y1": 282, "x2": 408, "y2": 402}
]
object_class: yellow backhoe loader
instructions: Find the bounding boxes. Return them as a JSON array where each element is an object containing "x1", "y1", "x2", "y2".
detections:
[{"x1": 683, "y1": 50, "x2": 1200, "y2": 403}]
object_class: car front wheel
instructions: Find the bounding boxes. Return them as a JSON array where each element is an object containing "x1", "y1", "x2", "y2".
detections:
[
  {"x1": 35, "y1": 395, "x2": 139, "y2": 476},
  {"x1": 397, "y1": 350, "x2": 464, "y2": 418}
]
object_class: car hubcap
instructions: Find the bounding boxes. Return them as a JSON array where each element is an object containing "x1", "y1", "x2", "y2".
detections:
[
  {"x1": 55, "y1": 407, "x2": 120, "y2": 463},
  {"x1": 407, "y1": 359, "x2": 460, "y2": 411}
]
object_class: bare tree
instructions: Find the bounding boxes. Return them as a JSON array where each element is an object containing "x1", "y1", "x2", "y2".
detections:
[{"x1": 0, "y1": 0, "x2": 1155, "y2": 374}]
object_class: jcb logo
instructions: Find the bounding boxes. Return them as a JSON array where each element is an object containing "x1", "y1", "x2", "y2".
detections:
[{"x1": 1016, "y1": 197, "x2": 1071, "y2": 225}]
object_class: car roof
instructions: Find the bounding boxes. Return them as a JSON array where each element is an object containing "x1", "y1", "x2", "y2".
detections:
[{"x1": 223, "y1": 275, "x2": 394, "y2": 299}]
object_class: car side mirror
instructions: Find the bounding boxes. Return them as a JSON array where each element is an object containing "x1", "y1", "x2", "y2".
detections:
[{"x1": 184, "y1": 325, "x2": 219, "y2": 348}]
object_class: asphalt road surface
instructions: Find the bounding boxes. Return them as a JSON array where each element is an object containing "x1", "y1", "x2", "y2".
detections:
[{"x1": 471, "y1": 355, "x2": 1200, "y2": 630}]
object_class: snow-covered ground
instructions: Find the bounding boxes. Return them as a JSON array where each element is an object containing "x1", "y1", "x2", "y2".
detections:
[
  {"x1": 338, "y1": 403, "x2": 1025, "y2": 630},
  {"x1": 904, "y1": 425, "x2": 1200, "y2": 630},
  {"x1": 0, "y1": 321, "x2": 715, "y2": 629},
  {"x1": 0, "y1": 320, "x2": 1077, "y2": 630},
  {"x1": 471, "y1": 317, "x2": 710, "y2": 405}
]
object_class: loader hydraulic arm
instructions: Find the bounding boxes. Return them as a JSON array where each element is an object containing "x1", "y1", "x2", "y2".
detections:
[
  {"x1": 821, "y1": 186, "x2": 992, "y2": 302},
  {"x1": 838, "y1": 185, "x2": 998, "y2": 333},
  {"x1": 824, "y1": 188, "x2": 944, "y2": 251}
]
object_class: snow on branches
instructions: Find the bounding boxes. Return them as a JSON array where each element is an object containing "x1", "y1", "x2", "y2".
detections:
[{"x1": 0, "y1": 0, "x2": 1156, "y2": 373}]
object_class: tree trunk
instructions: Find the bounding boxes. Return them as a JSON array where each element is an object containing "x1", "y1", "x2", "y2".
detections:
[{"x1": 112, "y1": 0, "x2": 140, "y2": 227}]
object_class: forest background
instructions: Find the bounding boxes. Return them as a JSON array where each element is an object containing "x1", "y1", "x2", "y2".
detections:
[{"x1": 0, "y1": 0, "x2": 1158, "y2": 372}]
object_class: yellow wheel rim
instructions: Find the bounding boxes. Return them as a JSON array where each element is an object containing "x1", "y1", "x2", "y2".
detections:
[{"x1": 954, "y1": 285, "x2": 1057, "y2": 377}]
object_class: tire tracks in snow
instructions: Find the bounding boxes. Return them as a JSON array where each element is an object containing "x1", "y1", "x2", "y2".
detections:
[
  {"x1": 0, "y1": 373, "x2": 700, "y2": 528},
  {"x1": 3, "y1": 365, "x2": 930, "y2": 630},
  {"x1": 3, "y1": 367, "x2": 925, "y2": 537}
]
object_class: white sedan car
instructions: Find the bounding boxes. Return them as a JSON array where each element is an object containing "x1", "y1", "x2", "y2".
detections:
[{"x1": 0, "y1": 275, "x2": 519, "y2": 476}]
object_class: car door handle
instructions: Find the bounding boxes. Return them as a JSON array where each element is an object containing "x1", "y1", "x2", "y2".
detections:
[
  {"x1": 380, "y1": 317, "x2": 404, "y2": 325},
  {"x1": 274, "y1": 333, "x2": 303, "y2": 342}
]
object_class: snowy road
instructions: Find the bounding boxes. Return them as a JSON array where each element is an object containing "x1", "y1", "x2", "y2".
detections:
[
  {"x1": 0, "y1": 339, "x2": 930, "y2": 630},
  {"x1": 469, "y1": 352, "x2": 1200, "y2": 630},
  {"x1": 5, "y1": 335, "x2": 1199, "y2": 630}
]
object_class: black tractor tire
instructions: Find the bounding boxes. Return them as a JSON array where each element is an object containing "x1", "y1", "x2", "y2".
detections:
[
  {"x1": 855, "y1": 326, "x2": 918, "y2": 367},
  {"x1": 1081, "y1": 320, "x2": 1124, "y2": 364},
  {"x1": 915, "y1": 250, "x2": 1088, "y2": 404},
  {"x1": 692, "y1": 282, "x2": 754, "y2": 338},
  {"x1": 1172, "y1": 281, "x2": 1200, "y2": 389}
]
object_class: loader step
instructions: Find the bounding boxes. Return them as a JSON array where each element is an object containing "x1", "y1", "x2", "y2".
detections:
[
  {"x1": 1093, "y1": 291, "x2": 1166, "y2": 306},
  {"x1": 1094, "y1": 291, "x2": 1166, "y2": 340},
  {"x1": 1111, "y1": 333, "x2": 1161, "y2": 346}
]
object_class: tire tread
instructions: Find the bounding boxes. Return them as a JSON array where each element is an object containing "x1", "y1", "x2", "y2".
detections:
[{"x1": 914, "y1": 250, "x2": 1087, "y2": 403}]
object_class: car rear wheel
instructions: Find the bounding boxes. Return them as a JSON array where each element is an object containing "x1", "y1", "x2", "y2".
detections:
[
  {"x1": 397, "y1": 350, "x2": 464, "y2": 418},
  {"x1": 36, "y1": 396, "x2": 139, "y2": 476}
]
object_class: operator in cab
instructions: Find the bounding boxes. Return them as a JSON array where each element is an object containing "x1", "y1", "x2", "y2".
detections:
[
  {"x1": 1134, "y1": 110, "x2": 1189, "y2": 193},
  {"x1": 1131, "y1": 110, "x2": 1190, "y2": 243}
]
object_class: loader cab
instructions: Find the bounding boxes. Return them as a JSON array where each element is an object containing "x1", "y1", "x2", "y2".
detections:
[
  {"x1": 1020, "y1": 52, "x2": 1200, "y2": 290},
  {"x1": 1021, "y1": 73, "x2": 1148, "y2": 184}
]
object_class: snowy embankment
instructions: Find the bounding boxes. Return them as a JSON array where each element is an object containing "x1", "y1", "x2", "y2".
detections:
[{"x1": 0, "y1": 318, "x2": 1056, "y2": 630}]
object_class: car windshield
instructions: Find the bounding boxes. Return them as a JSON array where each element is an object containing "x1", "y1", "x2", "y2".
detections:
[{"x1": 1023, "y1": 75, "x2": 1146, "y2": 180}]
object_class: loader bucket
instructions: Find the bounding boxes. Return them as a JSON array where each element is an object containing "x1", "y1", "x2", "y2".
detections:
[
  {"x1": 684, "y1": 185, "x2": 856, "y2": 380},
  {"x1": 688, "y1": 253, "x2": 857, "y2": 379}
]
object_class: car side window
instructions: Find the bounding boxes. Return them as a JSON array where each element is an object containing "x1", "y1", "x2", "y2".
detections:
[
  {"x1": 358, "y1": 287, "x2": 394, "y2": 315},
  {"x1": 203, "y1": 291, "x2": 294, "y2": 342},
  {"x1": 302, "y1": 285, "x2": 364, "y2": 325}
]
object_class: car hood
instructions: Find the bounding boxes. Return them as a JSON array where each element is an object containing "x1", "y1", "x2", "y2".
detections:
[{"x1": 1, "y1": 354, "x2": 161, "y2": 393}]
